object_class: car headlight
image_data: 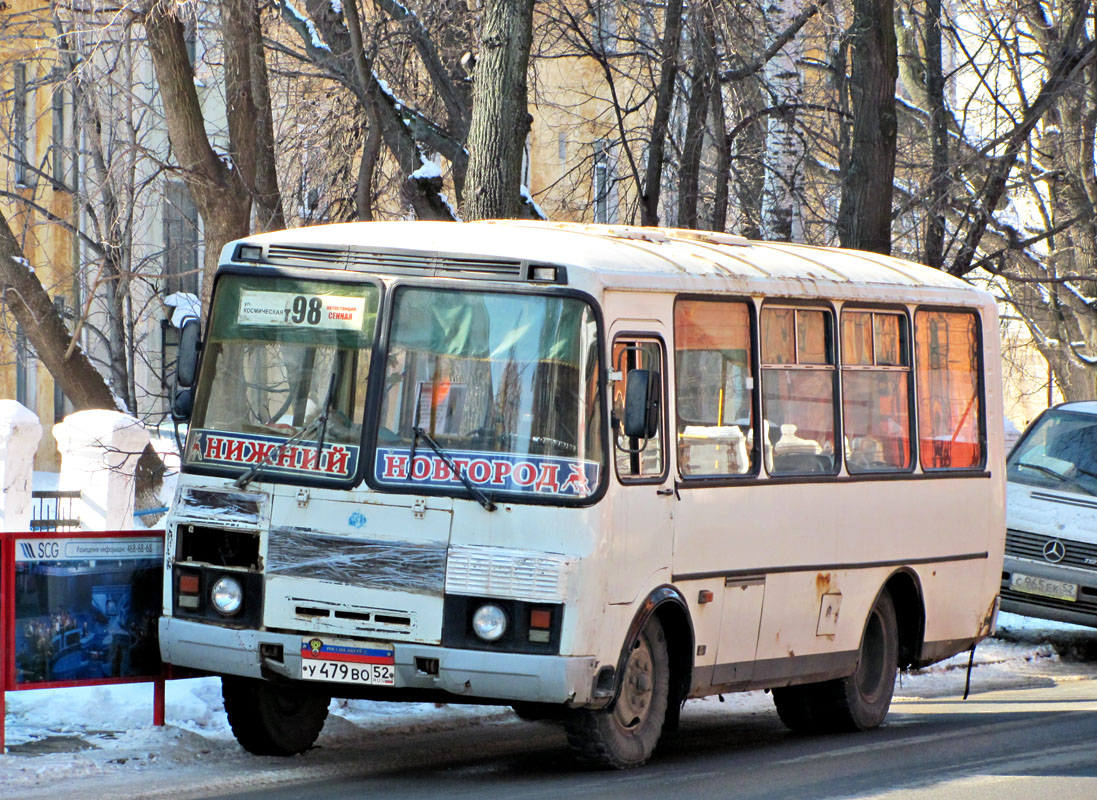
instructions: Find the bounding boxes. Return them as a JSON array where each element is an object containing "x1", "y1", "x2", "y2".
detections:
[
  {"x1": 210, "y1": 576, "x2": 244, "y2": 615},
  {"x1": 471, "y1": 603, "x2": 507, "y2": 642}
]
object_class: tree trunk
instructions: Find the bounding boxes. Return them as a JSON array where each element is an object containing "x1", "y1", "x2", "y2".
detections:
[
  {"x1": 463, "y1": 0, "x2": 535, "y2": 220},
  {"x1": 836, "y1": 0, "x2": 898, "y2": 254},
  {"x1": 144, "y1": 2, "x2": 254, "y2": 309},
  {"x1": 641, "y1": 0, "x2": 684, "y2": 227},
  {"x1": 677, "y1": 5, "x2": 715, "y2": 230},
  {"x1": 922, "y1": 0, "x2": 948, "y2": 268}
]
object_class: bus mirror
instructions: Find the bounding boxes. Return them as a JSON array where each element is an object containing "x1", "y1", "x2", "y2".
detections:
[
  {"x1": 624, "y1": 369, "x2": 660, "y2": 439},
  {"x1": 171, "y1": 385, "x2": 194, "y2": 422},
  {"x1": 176, "y1": 317, "x2": 201, "y2": 389}
]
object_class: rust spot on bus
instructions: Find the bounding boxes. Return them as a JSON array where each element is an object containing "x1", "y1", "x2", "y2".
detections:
[
  {"x1": 816, "y1": 572, "x2": 832, "y2": 595},
  {"x1": 976, "y1": 594, "x2": 1000, "y2": 638}
]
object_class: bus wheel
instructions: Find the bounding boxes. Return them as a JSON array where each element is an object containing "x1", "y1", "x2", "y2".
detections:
[
  {"x1": 222, "y1": 676, "x2": 330, "y2": 756},
  {"x1": 564, "y1": 617, "x2": 669, "y2": 769},
  {"x1": 771, "y1": 683, "x2": 819, "y2": 733},
  {"x1": 835, "y1": 589, "x2": 898, "y2": 731},
  {"x1": 772, "y1": 591, "x2": 898, "y2": 733}
]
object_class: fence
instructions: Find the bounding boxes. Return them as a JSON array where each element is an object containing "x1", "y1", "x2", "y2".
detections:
[{"x1": 28, "y1": 490, "x2": 82, "y2": 532}]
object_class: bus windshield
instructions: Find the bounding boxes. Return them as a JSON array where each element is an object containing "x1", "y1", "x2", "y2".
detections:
[
  {"x1": 184, "y1": 275, "x2": 379, "y2": 483},
  {"x1": 374, "y1": 287, "x2": 604, "y2": 502},
  {"x1": 1007, "y1": 409, "x2": 1097, "y2": 497}
]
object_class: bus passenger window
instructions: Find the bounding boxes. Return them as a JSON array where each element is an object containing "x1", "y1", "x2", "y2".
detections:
[
  {"x1": 612, "y1": 339, "x2": 664, "y2": 479},
  {"x1": 761, "y1": 306, "x2": 836, "y2": 475},
  {"x1": 841, "y1": 310, "x2": 912, "y2": 472},
  {"x1": 674, "y1": 300, "x2": 754, "y2": 477},
  {"x1": 915, "y1": 310, "x2": 983, "y2": 470}
]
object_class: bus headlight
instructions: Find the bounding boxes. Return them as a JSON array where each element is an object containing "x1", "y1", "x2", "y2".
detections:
[
  {"x1": 471, "y1": 603, "x2": 507, "y2": 642},
  {"x1": 210, "y1": 576, "x2": 244, "y2": 615}
]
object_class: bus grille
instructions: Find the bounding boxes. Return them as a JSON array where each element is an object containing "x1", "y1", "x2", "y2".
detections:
[
  {"x1": 1005, "y1": 529, "x2": 1097, "y2": 571},
  {"x1": 445, "y1": 546, "x2": 570, "y2": 602},
  {"x1": 264, "y1": 245, "x2": 525, "y2": 279}
]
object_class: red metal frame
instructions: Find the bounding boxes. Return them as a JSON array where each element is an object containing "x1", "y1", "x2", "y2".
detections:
[
  {"x1": 1, "y1": 530, "x2": 167, "y2": 752},
  {"x1": 0, "y1": 529, "x2": 166, "y2": 691}
]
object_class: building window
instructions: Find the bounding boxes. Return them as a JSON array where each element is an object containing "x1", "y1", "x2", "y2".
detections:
[
  {"x1": 163, "y1": 180, "x2": 200, "y2": 295},
  {"x1": 593, "y1": 140, "x2": 617, "y2": 224},
  {"x1": 52, "y1": 297, "x2": 72, "y2": 422},
  {"x1": 13, "y1": 63, "x2": 36, "y2": 187},
  {"x1": 50, "y1": 72, "x2": 67, "y2": 187},
  {"x1": 592, "y1": 0, "x2": 617, "y2": 56},
  {"x1": 16, "y1": 325, "x2": 37, "y2": 412}
]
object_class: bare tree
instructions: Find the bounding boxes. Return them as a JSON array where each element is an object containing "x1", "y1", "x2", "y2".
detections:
[{"x1": 0, "y1": 208, "x2": 166, "y2": 504}]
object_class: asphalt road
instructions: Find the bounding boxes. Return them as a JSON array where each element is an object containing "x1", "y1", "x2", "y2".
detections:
[{"x1": 194, "y1": 678, "x2": 1097, "y2": 800}]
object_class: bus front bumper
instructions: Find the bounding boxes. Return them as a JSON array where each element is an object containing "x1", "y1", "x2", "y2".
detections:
[{"x1": 159, "y1": 616, "x2": 598, "y2": 705}]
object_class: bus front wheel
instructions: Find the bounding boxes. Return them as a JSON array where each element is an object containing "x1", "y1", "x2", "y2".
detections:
[
  {"x1": 222, "y1": 676, "x2": 331, "y2": 756},
  {"x1": 773, "y1": 590, "x2": 898, "y2": 733},
  {"x1": 564, "y1": 616, "x2": 669, "y2": 769}
]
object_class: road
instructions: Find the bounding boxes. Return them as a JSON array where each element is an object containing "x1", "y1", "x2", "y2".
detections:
[{"x1": 184, "y1": 677, "x2": 1097, "y2": 800}]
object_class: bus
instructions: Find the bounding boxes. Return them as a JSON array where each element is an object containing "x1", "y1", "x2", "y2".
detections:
[{"x1": 161, "y1": 220, "x2": 1005, "y2": 768}]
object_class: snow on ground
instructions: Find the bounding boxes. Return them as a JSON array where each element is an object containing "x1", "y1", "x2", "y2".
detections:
[{"x1": 1, "y1": 612, "x2": 1095, "y2": 796}]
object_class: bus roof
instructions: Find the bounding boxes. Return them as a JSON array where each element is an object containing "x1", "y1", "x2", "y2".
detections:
[{"x1": 224, "y1": 220, "x2": 981, "y2": 297}]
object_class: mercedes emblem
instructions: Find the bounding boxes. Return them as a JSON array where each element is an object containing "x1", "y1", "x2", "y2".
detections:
[{"x1": 1042, "y1": 539, "x2": 1066, "y2": 563}]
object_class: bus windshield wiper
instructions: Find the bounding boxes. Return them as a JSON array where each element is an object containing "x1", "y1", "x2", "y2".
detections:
[
  {"x1": 312, "y1": 357, "x2": 342, "y2": 466},
  {"x1": 234, "y1": 361, "x2": 340, "y2": 490},
  {"x1": 412, "y1": 426, "x2": 497, "y2": 512}
]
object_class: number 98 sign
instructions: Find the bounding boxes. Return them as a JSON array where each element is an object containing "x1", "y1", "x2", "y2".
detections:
[{"x1": 239, "y1": 289, "x2": 367, "y2": 332}]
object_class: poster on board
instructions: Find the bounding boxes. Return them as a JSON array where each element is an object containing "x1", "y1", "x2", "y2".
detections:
[{"x1": 11, "y1": 536, "x2": 163, "y2": 686}]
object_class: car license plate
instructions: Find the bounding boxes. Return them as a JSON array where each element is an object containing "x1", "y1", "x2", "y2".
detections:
[
  {"x1": 300, "y1": 659, "x2": 395, "y2": 685},
  {"x1": 1010, "y1": 572, "x2": 1078, "y2": 602},
  {"x1": 299, "y1": 637, "x2": 396, "y2": 685}
]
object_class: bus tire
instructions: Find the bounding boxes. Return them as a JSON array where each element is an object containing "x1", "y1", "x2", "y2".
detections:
[
  {"x1": 773, "y1": 591, "x2": 898, "y2": 734},
  {"x1": 222, "y1": 676, "x2": 330, "y2": 756},
  {"x1": 771, "y1": 684, "x2": 819, "y2": 733},
  {"x1": 830, "y1": 589, "x2": 898, "y2": 731},
  {"x1": 564, "y1": 616, "x2": 669, "y2": 769}
]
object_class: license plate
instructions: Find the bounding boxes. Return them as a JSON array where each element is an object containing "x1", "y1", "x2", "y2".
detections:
[
  {"x1": 299, "y1": 637, "x2": 395, "y2": 685},
  {"x1": 300, "y1": 659, "x2": 395, "y2": 685},
  {"x1": 1010, "y1": 572, "x2": 1078, "y2": 602}
]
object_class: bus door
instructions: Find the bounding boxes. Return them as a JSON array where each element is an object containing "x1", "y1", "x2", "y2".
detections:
[
  {"x1": 671, "y1": 297, "x2": 765, "y2": 687},
  {"x1": 606, "y1": 319, "x2": 674, "y2": 605}
]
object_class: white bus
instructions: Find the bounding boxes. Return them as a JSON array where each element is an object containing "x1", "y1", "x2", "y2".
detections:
[{"x1": 161, "y1": 221, "x2": 1005, "y2": 768}]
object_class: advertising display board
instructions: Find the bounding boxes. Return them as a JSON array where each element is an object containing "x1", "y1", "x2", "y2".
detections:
[{"x1": 0, "y1": 530, "x2": 167, "y2": 752}]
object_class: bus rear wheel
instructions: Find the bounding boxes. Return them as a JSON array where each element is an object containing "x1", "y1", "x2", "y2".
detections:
[
  {"x1": 222, "y1": 676, "x2": 331, "y2": 756},
  {"x1": 564, "y1": 617, "x2": 669, "y2": 769},
  {"x1": 773, "y1": 590, "x2": 898, "y2": 733}
]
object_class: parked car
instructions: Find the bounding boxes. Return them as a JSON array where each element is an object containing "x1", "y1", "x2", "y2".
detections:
[{"x1": 1001, "y1": 401, "x2": 1097, "y2": 627}]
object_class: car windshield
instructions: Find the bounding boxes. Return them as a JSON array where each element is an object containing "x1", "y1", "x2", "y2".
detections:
[
  {"x1": 375, "y1": 287, "x2": 604, "y2": 502},
  {"x1": 1007, "y1": 409, "x2": 1097, "y2": 496},
  {"x1": 184, "y1": 274, "x2": 379, "y2": 483}
]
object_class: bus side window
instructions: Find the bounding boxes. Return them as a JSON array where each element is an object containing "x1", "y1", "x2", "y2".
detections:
[
  {"x1": 760, "y1": 306, "x2": 837, "y2": 475},
  {"x1": 841, "y1": 310, "x2": 912, "y2": 472},
  {"x1": 915, "y1": 309, "x2": 984, "y2": 470},
  {"x1": 612, "y1": 338, "x2": 665, "y2": 479},
  {"x1": 674, "y1": 299, "x2": 754, "y2": 477}
]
